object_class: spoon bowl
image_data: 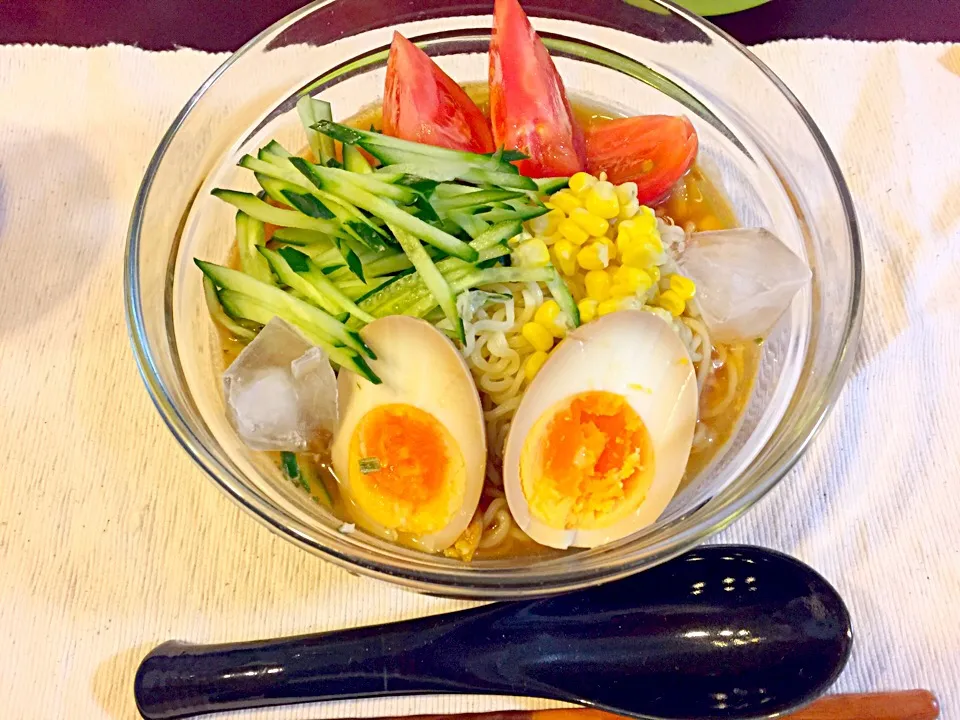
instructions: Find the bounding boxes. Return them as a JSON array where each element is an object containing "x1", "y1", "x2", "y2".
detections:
[{"x1": 135, "y1": 546, "x2": 852, "y2": 720}]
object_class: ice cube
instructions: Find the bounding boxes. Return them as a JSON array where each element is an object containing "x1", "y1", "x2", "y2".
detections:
[
  {"x1": 223, "y1": 317, "x2": 338, "y2": 451},
  {"x1": 676, "y1": 228, "x2": 811, "y2": 343}
]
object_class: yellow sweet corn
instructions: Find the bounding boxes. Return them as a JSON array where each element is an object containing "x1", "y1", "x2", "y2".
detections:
[
  {"x1": 657, "y1": 289, "x2": 685, "y2": 317},
  {"x1": 535, "y1": 299, "x2": 567, "y2": 337},
  {"x1": 578, "y1": 298, "x2": 599, "y2": 323},
  {"x1": 577, "y1": 242, "x2": 609, "y2": 271},
  {"x1": 648, "y1": 265, "x2": 661, "y2": 284},
  {"x1": 569, "y1": 172, "x2": 597, "y2": 196},
  {"x1": 584, "y1": 181, "x2": 620, "y2": 219},
  {"x1": 524, "y1": 350, "x2": 550, "y2": 381},
  {"x1": 528, "y1": 208, "x2": 565, "y2": 236},
  {"x1": 558, "y1": 218, "x2": 590, "y2": 246},
  {"x1": 597, "y1": 298, "x2": 623, "y2": 317},
  {"x1": 612, "y1": 265, "x2": 654, "y2": 296},
  {"x1": 668, "y1": 273, "x2": 697, "y2": 301},
  {"x1": 550, "y1": 190, "x2": 583, "y2": 214},
  {"x1": 552, "y1": 239, "x2": 577, "y2": 276},
  {"x1": 522, "y1": 322, "x2": 555, "y2": 352},
  {"x1": 596, "y1": 236, "x2": 617, "y2": 262},
  {"x1": 618, "y1": 200, "x2": 640, "y2": 221},
  {"x1": 569, "y1": 207, "x2": 609, "y2": 238},
  {"x1": 512, "y1": 238, "x2": 551, "y2": 267},
  {"x1": 615, "y1": 181, "x2": 638, "y2": 206},
  {"x1": 620, "y1": 241, "x2": 660, "y2": 270},
  {"x1": 585, "y1": 269, "x2": 612, "y2": 301}
]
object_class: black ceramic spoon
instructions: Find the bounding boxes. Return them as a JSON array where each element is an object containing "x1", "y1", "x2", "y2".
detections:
[{"x1": 135, "y1": 545, "x2": 852, "y2": 720}]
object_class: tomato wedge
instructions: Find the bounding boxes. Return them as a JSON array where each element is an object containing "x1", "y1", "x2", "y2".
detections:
[
  {"x1": 489, "y1": 0, "x2": 586, "y2": 178},
  {"x1": 382, "y1": 32, "x2": 494, "y2": 154},
  {"x1": 585, "y1": 115, "x2": 699, "y2": 205}
]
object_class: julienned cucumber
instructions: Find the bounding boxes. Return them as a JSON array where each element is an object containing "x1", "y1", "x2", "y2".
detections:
[
  {"x1": 203, "y1": 276, "x2": 256, "y2": 339},
  {"x1": 547, "y1": 274, "x2": 581, "y2": 328},
  {"x1": 234, "y1": 211, "x2": 274, "y2": 284},
  {"x1": 342, "y1": 144, "x2": 372, "y2": 174},
  {"x1": 403, "y1": 267, "x2": 557, "y2": 319},
  {"x1": 431, "y1": 188, "x2": 525, "y2": 214},
  {"x1": 217, "y1": 288, "x2": 379, "y2": 384},
  {"x1": 534, "y1": 177, "x2": 570, "y2": 194},
  {"x1": 289, "y1": 158, "x2": 478, "y2": 263},
  {"x1": 390, "y1": 225, "x2": 463, "y2": 343},
  {"x1": 296, "y1": 96, "x2": 336, "y2": 165},
  {"x1": 213, "y1": 190, "x2": 340, "y2": 235},
  {"x1": 195, "y1": 260, "x2": 375, "y2": 360},
  {"x1": 315, "y1": 120, "x2": 519, "y2": 173}
]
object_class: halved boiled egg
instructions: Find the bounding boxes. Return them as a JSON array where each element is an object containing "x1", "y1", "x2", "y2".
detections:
[
  {"x1": 503, "y1": 310, "x2": 698, "y2": 549},
  {"x1": 331, "y1": 316, "x2": 486, "y2": 553}
]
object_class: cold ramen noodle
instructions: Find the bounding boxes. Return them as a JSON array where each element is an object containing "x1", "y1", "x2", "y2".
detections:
[{"x1": 199, "y1": 0, "x2": 811, "y2": 561}]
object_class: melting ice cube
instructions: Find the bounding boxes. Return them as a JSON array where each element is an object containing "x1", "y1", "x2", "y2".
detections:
[
  {"x1": 223, "y1": 317, "x2": 338, "y2": 451},
  {"x1": 676, "y1": 228, "x2": 812, "y2": 343}
]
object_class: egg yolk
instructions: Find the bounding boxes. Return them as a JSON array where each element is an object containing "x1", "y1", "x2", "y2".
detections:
[
  {"x1": 521, "y1": 391, "x2": 655, "y2": 530},
  {"x1": 348, "y1": 403, "x2": 465, "y2": 535}
]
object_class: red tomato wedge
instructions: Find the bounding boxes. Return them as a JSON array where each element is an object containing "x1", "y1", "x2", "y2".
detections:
[
  {"x1": 585, "y1": 115, "x2": 699, "y2": 205},
  {"x1": 382, "y1": 33, "x2": 494, "y2": 154},
  {"x1": 489, "y1": 0, "x2": 586, "y2": 178}
]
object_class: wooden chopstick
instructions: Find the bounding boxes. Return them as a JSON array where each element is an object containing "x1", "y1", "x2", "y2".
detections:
[{"x1": 329, "y1": 691, "x2": 939, "y2": 720}]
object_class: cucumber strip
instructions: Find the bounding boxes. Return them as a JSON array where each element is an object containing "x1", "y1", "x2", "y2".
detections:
[
  {"x1": 255, "y1": 174, "x2": 336, "y2": 220},
  {"x1": 343, "y1": 144, "x2": 373, "y2": 174},
  {"x1": 390, "y1": 224, "x2": 463, "y2": 343},
  {"x1": 239, "y1": 155, "x2": 307, "y2": 185},
  {"x1": 213, "y1": 190, "x2": 340, "y2": 234},
  {"x1": 535, "y1": 177, "x2": 570, "y2": 194},
  {"x1": 403, "y1": 267, "x2": 556, "y2": 318},
  {"x1": 296, "y1": 96, "x2": 336, "y2": 164},
  {"x1": 298, "y1": 455, "x2": 333, "y2": 506},
  {"x1": 217, "y1": 288, "x2": 379, "y2": 384},
  {"x1": 271, "y1": 227, "x2": 335, "y2": 248},
  {"x1": 196, "y1": 259, "x2": 374, "y2": 359},
  {"x1": 474, "y1": 205, "x2": 550, "y2": 223},
  {"x1": 235, "y1": 212, "x2": 274, "y2": 284},
  {"x1": 469, "y1": 220, "x2": 524, "y2": 250},
  {"x1": 460, "y1": 167, "x2": 538, "y2": 191},
  {"x1": 431, "y1": 188, "x2": 525, "y2": 214},
  {"x1": 202, "y1": 276, "x2": 256, "y2": 339},
  {"x1": 547, "y1": 273, "x2": 581, "y2": 328},
  {"x1": 316, "y1": 120, "x2": 515, "y2": 172},
  {"x1": 261, "y1": 247, "x2": 376, "y2": 323},
  {"x1": 290, "y1": 158, "x2": 478, "y2": 262},
  {"x1": 258, "y1": 246, "x2": 341, "y2": 315},
  {"x1": 433, "y1": 183, "x2": 477, "y2": 199},
  {"x1": 289, "y1": 159, "x2": 416, "y2": 204},
  {"x1": 448, "y1": 210, "x2": 489, "y2": 240},
  {"x1": 262, "y1": 140, "x2": 293, "y2": 158},
  {"x1": 281, "y1": 451, "x2": 312, "y2": 493}
]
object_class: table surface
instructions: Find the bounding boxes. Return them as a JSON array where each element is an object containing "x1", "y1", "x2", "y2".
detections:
[{"x1": 3, "y1": 0, "x2": 960, "y2": 49}]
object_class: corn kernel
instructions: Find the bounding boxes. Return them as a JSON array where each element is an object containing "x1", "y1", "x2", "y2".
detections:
[
  {"x1": 584, "y1": 181, "x2": 620, "y2": 219},
  {"x1": 633, "y1": 207, "x2": 659, "y2": 235},
  {"x1": 621, "y1": 242, "x2": 660, "y2": 269},
  {"x1": 542, "y1": 232, "x2": 562, "y2": 246},
  {"x1": 522, "y1": 322, "x2": 555, "y2": 352},
  {"x1": 597, "y1": 298, "x2": 622, "y2": 317},
  {"x1": 577, "y1": 242, "x2": 609, "y2": 271},
  {"x1": 658, "y1": 289, "x2": 685, "y2": 316},
  {"x1": 535, "y1": 299, "x2": 562, "y2": 329},
  {"x1": 584, "y1": 269, "x2": 612, "y2": 300},
  {"x1": 668, "y1": 274, "x2": 697, "y2": 301},
  {"x1": 569, "y1": 207, "x2": 609, "y2": 238},
  {"x1": 569, "y1": 172, "x2": 597, "y2": 196},
  {"x1": 648, "y1": 265, "x2": 661, "y2": 284},
  {"x1": 550, "y1": 190, "x2": 583, "y2": 214},
  {"x1": 618, "y1": 200, "x2": 640, "y2": 221},
  {"x1": 596, "y1": 236, "x2": 617, "y2": 261},
  {"x1": 558, "y1": 218, "x2": 589, "y2": 246},
  {"x1": 615, "y1": 182, "x2": 638, "y2": 206},
  {"x1": 512, "y1": 238, "x2": 551, "y2": 267},
  {"x1": 578, "y1": 298, "x2": 599, "y2": 323},
  {"x1": 613, "y1": 265, "x2": 654, "y2": 296},
  {"x1": 529, "y1": 208, "x2": 565, "y2": 236},
  {"x1": 524, "y1": 350, "x2": 550, "y2": 381},
  {"x1": 552, "y1": 239, "x2": 577, "y2": 276}
]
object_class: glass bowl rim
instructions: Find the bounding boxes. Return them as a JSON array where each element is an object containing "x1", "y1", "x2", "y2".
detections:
[{"x1": 124, "y1": 0, "x2": 863, "y2": 598}]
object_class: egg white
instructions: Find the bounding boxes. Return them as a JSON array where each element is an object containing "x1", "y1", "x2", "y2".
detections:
[
  {"x1": 503, "y1": 310, "x2": 699, "y2": 549},
  {"x1": 331, "y1": 316, "x2": 486, "y2": 553}
]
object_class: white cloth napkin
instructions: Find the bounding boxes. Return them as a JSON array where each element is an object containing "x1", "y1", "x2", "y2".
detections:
[{"x1": 0, "y1": 40, "x2": 958, "y2": 719}]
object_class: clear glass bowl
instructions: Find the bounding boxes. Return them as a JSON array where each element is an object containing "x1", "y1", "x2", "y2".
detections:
[{"x1": 125, "y1": 0, "x2": 862, "y2": 598}]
